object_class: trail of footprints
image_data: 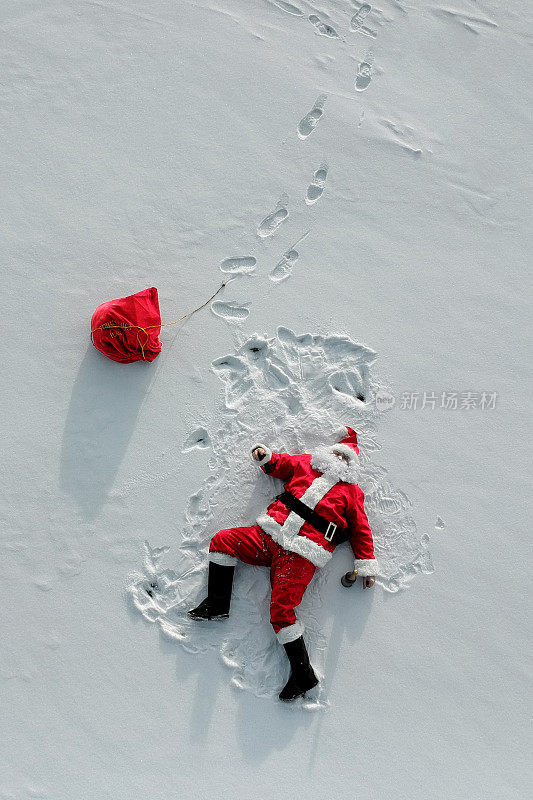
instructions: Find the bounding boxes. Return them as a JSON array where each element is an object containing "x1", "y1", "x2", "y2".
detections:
[
  {"x1": 208, "y1": 2, "x2": 385, "y2": 311},
  {"x1": 269, "y1": 1, "x2": 379, "y2": 41},
  {"x1": 213, "y1": 160, "x2": 328, "y2": 306}
]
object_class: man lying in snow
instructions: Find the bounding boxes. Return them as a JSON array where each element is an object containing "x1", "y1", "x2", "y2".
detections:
[{"x1": 189, "y1": 427, "x2": 377, "y2": 701}]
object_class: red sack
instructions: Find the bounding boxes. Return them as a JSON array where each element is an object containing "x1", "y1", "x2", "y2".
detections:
[{"x1": 91, "y1": 288, "x2": 162, "y2": 363}]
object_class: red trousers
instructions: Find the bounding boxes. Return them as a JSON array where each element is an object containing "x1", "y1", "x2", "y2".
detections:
[{"x1": 209, "y1": 525, "x2": 316, "y2": 634}]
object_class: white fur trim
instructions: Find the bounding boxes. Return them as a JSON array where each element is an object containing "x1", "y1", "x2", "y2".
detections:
[
  {"x1": 257, "y1": 473, "x2": 339, "y2": 567},
  {"x1": 332, "y1": 443, "x2": 359, "y2": 463},
  {"x1": 301, "y1": 474, "x2": 338, "y2": 508},
  {"x1": 209, "y1": 552, "x2": 238, "y2": 567},
  {"x1": 257, "y1": 514, "x2": 333, "y2": 568},
  {"x1": 311, "y1": 445, "x2": 359, "y2": 484},
  {"x1": 251, "y1": 443, "x2": 272, "y2": 466},
  {"x1": 353, "y1": 558, "x2": 378, "y2": 577},
  {"x1": 276, "y1": 620, "x2": 304, "y2": 645},
  {"x1": 331, "y1": 426, "x2": 349, "y2": 442},
  {"x1": 281, "y1": 474, "x2": 338, "y2": 539}
]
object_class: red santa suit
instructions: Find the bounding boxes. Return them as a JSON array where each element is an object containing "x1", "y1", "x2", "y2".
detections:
[{"x1": 209, "y1": 428, "x2": 378, "y2": 644}]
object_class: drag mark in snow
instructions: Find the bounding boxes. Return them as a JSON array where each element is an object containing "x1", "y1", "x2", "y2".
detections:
[
  {"x1": 431, "y1": 6, "x2": 498, "y2": 34},
  {"x1": 389, "y1": 0, "x2": 408, "y2": 13},
  {"x1": 182, "y1": 427, "x2": 212, "y2": 452},
  {"x1": 211, "y1": 300, "x2": 251, "y2": 321},
  {"x1": 257, "y1": 194, "x2": 289, "y2": 238},
  {"x1": 377, "y1": 118, "x2": 424, "y2": 156},
  {"x1": 308, "y1": 15, "x2": 339, "y2": 38},
  {"x1": 297, "y1": 94, "x2": 327, "y2": 139},
  {"x1": 306, "y1": 165, "x2": 328, "y2": 205},
  {"x1": 355, "y1": 56, "x2": 373, "y2": 91},
  {"x1": 129, "y1": 330, "x2": 433, "y2": 704},
  {"x1": 220, "y1": 256, "x2": 257, "y2": 274},
  {"x1": 443, "y1": 175, "x2": 508, "y2": 226}
]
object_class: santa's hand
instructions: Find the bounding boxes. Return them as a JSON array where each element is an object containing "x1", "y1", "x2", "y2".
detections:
[
  {"x1": 362, "y1": 576, "x2": 375, "y2": 589},
  {"x1": 252, "y1": 447, "x2": 266, "y2": 461}
]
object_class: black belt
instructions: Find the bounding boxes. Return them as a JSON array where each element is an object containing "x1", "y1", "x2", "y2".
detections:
[{"x1": 277, "y1": 491, "x2": 349, "y2": 545}]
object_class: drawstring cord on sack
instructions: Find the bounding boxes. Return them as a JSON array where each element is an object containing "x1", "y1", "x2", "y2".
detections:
[{"x1": 91, "y1": 280, "x2": 227, "y2": 360}]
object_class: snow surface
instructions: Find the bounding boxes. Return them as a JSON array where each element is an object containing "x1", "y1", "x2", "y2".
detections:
[{"x1": 1, "y1": 0, "x2": 531, "y2": 798}]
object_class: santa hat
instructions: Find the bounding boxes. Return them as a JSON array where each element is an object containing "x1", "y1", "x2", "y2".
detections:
[
  {"x1": 337, "y1": 426, "x2": 359, "y2": 455},
  {"x1": 327, "y1": 426, "x2": 360, "y2": 461}
]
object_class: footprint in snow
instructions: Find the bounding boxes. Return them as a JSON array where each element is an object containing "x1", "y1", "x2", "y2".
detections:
[
  {"x1": 308, "y1": 14, "x2": 339, "y2": 38},
  {"x1": 350, "y1": 3, "x2": 377, "y2": 37},
  {"x1": 269, "y1": 231, "x2": 309, "y2": 283},
  {"x1": 297, "y1": 94, "x2": 327, "y2": 139},
  {"x1": 306, "y1": 165, "x2": 328, "y2": 205},
  {"x1": 182, "y1": 427, "x2": 212, "y2": 453},
  {"x1": 270, "y1": 0, "x2": 304, "y2": 15},
  {"x1": 220, "y1": 256, "x2": 257, "y2": 274},
  {"x1": 211, "y1": 300, "x2": 251, "y2": 321},
  {"x1": 269, "y1": 249, "x2": 299, "y2": 283},
  {"x1": 355, "y1": 58, "x2": 373, "y2": 91},
  {"x1": 257, "y1": 195, "x2": 289, "y2": 238},
  {"x1": 351, "y1": 2, "x2": 372, "y2": 28}
]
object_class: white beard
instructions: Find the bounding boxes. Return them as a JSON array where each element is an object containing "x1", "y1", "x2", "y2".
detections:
[{"x1": 310, "y1": 444, "x2": 360, "y2": 485}]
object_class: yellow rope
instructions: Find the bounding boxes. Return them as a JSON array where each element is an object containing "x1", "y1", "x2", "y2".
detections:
[{"x1": 91, "y1": 280, "x2": 227, "y2": 360}]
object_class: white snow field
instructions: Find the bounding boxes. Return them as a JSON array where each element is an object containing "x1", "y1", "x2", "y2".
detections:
[{"x1": 1, "y1": 0, "x2": 531, "y2": 797}]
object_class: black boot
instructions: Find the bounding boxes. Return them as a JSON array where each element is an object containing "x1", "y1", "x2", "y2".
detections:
[
  {"x1": 279, "y1": 636, "x2": 319, "y2": 701},
  {"x1": 188, "y1": 562, "x2": 235, "y2": 620}
]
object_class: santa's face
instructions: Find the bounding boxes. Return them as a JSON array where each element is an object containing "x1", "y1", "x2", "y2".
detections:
[{"x1": 333, "y1": 449, "x2": 349, "y2": 464}]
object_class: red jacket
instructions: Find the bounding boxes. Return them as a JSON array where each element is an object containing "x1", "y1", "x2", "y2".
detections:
[{"x1": 254, "y1": 445, "x2": 378, "y2": 575}]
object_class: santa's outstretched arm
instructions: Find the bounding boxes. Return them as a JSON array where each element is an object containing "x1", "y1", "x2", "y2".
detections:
[
  {"x1": 345, "y1": 487, "x2": 379, "y2": 578},
  {"x1": 251, "y1": 445, "x2": 300, "y2": 481}
]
